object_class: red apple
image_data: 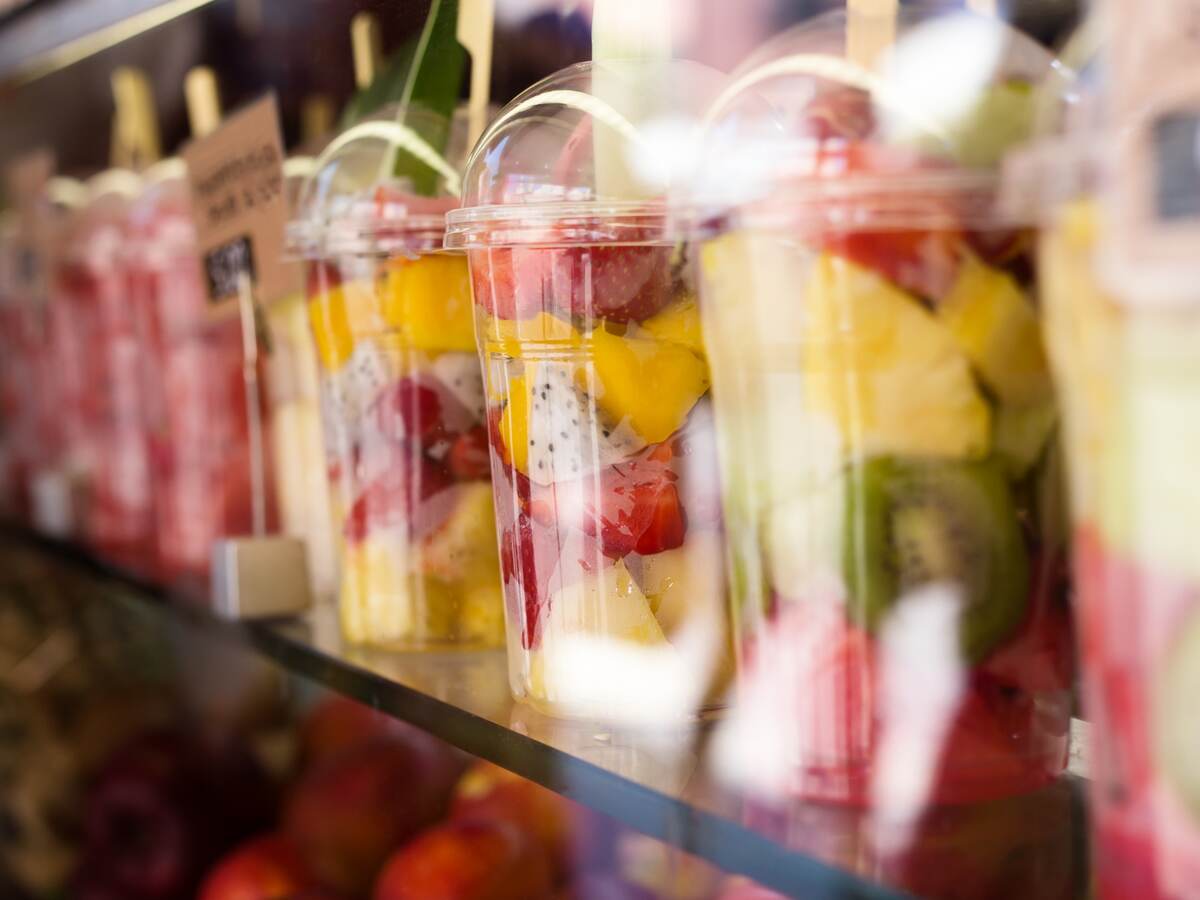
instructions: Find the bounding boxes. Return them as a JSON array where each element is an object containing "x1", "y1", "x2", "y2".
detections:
[
  {"x1": 284, "y1": 736, "x2": 455, "y2": 896},
  {"x1": 372, "y1": 819, "x2": 553, "y2": 900},
  {"x1": 715, "y1": 877, "x2": 790, "y2": 900},
  {"x1": 198, "y1": 834, "x2": 321, "y2": 900},
  {"x1": 452, "y1": 762, "x2": 616, "y2": 881},
  {"x1": 299, "y1": 696, "x2": 407, "y2": 769}
]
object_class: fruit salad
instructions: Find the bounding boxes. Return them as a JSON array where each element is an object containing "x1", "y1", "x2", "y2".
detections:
[
  {"x1": 446, "y1": 61, "x2": 732, "y2": 718},
  {"x1": 693, "y1": 11, "x2": 1073, "y2": 805},
  {"x1": 58, "y1": 174, "x2": 156, "y2": 565},
  {"x1": 304, "y1": 241, "x2": 504, "y2": 648},
  {"x1": 128, "y1": 165, "x2": 271, "y2": 584},
  {"x1": 1041, "y1": 196, "x2": 1200, "y2": 900}
]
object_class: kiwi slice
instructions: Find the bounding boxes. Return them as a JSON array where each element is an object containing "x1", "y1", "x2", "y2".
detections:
[
  {"x1": 844, "y1": 457, "x2": 1030, "y2": 661},
  {"x1": 1155, "y1": 611, "x2": 1200, "y2": 822}
]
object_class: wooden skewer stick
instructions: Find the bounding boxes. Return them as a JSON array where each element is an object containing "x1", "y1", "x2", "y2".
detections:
[
  {"x1": 846, "y1": 0, "x2": 899, "y2": 69},
  {"x1": 457, "y1": 0, "x2": 495, "y2": 149},
  {"x1": 351, "y1": 12, "x2": 384, "y2": 91}
]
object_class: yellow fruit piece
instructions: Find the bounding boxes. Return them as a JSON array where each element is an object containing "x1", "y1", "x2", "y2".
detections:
[
  {"x1": 639, "y1": 293, "x2": 706, "y2": 358},
  {"x1": 459, "y1": 581, "x2": 506, "y2": 647},
  {"x1": 805, "y1": 255, "x2": 991, "y2": 459},
  {"x1": 483, "y1": 312, "x2": 583, "y2": 358},
  {"x1": 498, "y1": 372, "x2": 533, "y2": 474},
  {"x1": 420, "y1": 482, "x2": 501, "y2": 587},
  {"x1": 308, "y1": 279, "x2": 384, "y2": 371},
  {"x1": 638, "y1": 531, "x2": 725, "y2": 635},
  {"x1": 937, "y1": 254, "x2": 1051, "y2": 407},
  {"x1": 383, "y1": 255, "x2": 477, "y2": 353},
  {"x1": 542, "y1": 560, "x2": 667, "y2": 644},
  {"x1": 586, "y1": 326, "x2": 709, "y2": 444},
  {"x1": 339, "y1": 538, "x2": 456, "y2": 646}
]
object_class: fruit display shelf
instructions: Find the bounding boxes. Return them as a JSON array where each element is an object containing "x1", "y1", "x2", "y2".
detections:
[{"x1": 0, "y1": 526, "x2": 1090, "y2": 899}]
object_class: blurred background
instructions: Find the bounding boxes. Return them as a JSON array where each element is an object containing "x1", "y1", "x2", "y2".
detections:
[{"x1": 0, "y1": 0, "x2": 1080, "y2": 179}]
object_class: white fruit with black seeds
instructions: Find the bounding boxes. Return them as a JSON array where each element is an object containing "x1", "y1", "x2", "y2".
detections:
[
  {"x1": 328, "y1": 340, "x2": 393, "y2": 421},
  {"x1": 523, "y1": 362, "x2": 646, "y2": 486}
]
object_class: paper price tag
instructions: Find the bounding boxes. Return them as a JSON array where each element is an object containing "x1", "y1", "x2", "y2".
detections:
[
  {"x1": 183, "y1": 94, "x2": 292, "y2": 310},
  {"x1": 1104, "y1": 0, "x2": 1200, "y2": 303}
]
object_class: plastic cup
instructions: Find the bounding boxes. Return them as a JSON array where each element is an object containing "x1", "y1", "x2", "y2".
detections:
[
  {"x1": 1032, "y1": 23, "x2": 1200, "y2": 896},
  {"x1": 290, "y1": 109, "x2": 504, "y2": 650},
  {"x1": 128, "y1": 161, "x2": 273, "y2": 584},
  {"x1": 446, "y1": 61, "x2": 732, "y2": 720},
  {"x1": 687, "y1": 9, "x2": 1074, "y2": 806}
]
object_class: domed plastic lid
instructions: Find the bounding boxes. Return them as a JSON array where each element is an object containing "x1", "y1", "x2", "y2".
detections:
[
  {"x1": 290, "y1": 106, "x2": 467, "y2": 258},
  {"x1": 684, "y1": 5, "x2": 1068, "y2": 233},
  {"x1": 444, "y1": 59, "x2": 726, "y2": 249}
]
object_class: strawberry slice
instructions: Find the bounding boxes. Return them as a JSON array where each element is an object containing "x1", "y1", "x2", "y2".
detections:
[
  {"x1": 343, "y1": 455, "x2": 453, "y2": 544},
  {"x1": 448, "y1": 426, "x2": 491, "y2": 481},
  {"x1": 472, "y1": 245, "x2": 675, "y2": 324},
  {"x1": 811, "y1": 142, "x2": 965, "y2": 302},
  {"x1": 500, "y1": 514, "x2": 542, "y2": 650}
]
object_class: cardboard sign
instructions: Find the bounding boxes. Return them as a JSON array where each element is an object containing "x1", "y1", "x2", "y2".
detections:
[
  {"x1": 183, "y1": 94, "x2": 291, "y2": 309},
  {"x1": 1104, "y1": 0, "x2": 1200, "y2": 303},
  {"x1": 3, "y1": 148, "x2": 55, "y2": 301}
]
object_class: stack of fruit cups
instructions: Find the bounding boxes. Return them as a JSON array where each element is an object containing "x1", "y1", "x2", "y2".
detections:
[
  {"x1": 57, "y1": 170, "x2": 155, "y2": 561},
  {"x1": 290, "y1": 108, "x2": 505, "y2": 650},
  {"x1": 445, "y1": 61, "x2": 732, "y2": 721},
  {"x1": 263, "y1": 157, "x2": 338, "y2": 601},
  {"x1": 1033, "y1": 20, "x2": 1200, "y2": 899},
  {"x1": 129, "y1": 160, "x2": 273, "y2": 585},
  {"x1": 685, "y1": 8, "x2": 1074, "y2": 811}
]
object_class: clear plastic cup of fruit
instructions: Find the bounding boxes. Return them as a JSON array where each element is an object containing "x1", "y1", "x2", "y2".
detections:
[
  {"x1": 58, "y1": 170, "x2": 157, "y2": 563},
  {"x1": 262, "y1": 156, "x2": 339, "y2": 601},
  {"x1": 128, "y1": 160, "x2": 273, "y2": 584},
  {"x1": 445, "y1": 61, "x2": 732, "y2": 720},
  {"x1": 290, "y1": 109, "x2": 505, "y2": 650},
  {"x1": 1032, "y1": 25, "x2": 1200, "y2": 899},
  {"x1": 688, "y1": 9, "x2": 1074, "y2": 805}
]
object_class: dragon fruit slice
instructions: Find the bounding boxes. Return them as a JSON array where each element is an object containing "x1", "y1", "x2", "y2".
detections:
[
  {"x1": 326, "y1": 339, "x2": 393, "y2": 423},
  {"x1": 431, "y1": 352, "x2": 486, "y2": 425},
  {"x1": 520, "y1": 362, "x2": 646, "y2": 486}
]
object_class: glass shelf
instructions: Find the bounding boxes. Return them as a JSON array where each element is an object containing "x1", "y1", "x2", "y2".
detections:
[{"x1": 0, "y1": 527, "x2": 1089, "y2": 899}]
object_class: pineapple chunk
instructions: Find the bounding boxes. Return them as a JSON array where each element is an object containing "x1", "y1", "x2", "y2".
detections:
[
  {"x1": 639, "y1": 293, "x2": 706, "y2": 358},
  {"x1": 458, "y1": 580, "x2": 506, "y2": 647},
  {"x1": 638, "y1": 531, "x2": 725, "y2": 635},
  {"x1": 383, "y1": 255, "x2": 476, "y2": 353},
  {"x1": 308, "y1": 279, "x2": 384, "y2": 371},
  {"x1": 420, "y1": 483, "x2": 501, "y2": 587},
  {"x1": 586, "y1": 325, "x2": 709, "y2": 444},
  {"x1": 805, "y1": 255, "x2": 991, "y2": 459},
  {"x1": 937, "y1": 254, "x2": 1051, "y2": 407},
  {"x1": 340, "y1": 537, "x2": 457, "y2": 645},
  {"x1": 543, "y1": 560, "x2": 666, "y2": 644}
]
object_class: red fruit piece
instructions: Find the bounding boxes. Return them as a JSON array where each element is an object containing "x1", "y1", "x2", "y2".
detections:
[
  {"x1": 374, "y1": 378, "x2": 444, "y2": 445},
  {"x1": 587, "y1": 457, "x2": 688, "y2": 558},
  {"x1": 343, "y1": 456, "x2": 453, "y2": 544},
  {"x1": 814, "y1": 142, "x2": 964, "y2": 302},
  {"x1": 198, "y1": 834, "x2": 318, "y2": 900},
  {"x1": 449, "y1": 426, "x2": 492, "y2": 481},
  {"x1": 501, "y1": 514, "x2": 542, "y2": 650},
  {"x1": 473, "y1": 246, "x2": 675, "y2": 325},
  {"x1": 285, "y1": 737, "x2": 453, "y2": 897},
  {"x1": 306, "y1": 260, "x2": 342, "y2": 300},
  {"x1": 372, "y1": 818, "x2": 553, "y2": 900}
]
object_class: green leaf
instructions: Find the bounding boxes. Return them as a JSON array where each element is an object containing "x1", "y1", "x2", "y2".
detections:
[{"x1": 339, "y1": 0, "x2": 466, "y2": 196}]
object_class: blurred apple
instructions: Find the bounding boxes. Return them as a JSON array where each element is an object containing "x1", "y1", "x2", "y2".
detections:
[
  {"x1": 452, "y1": 762, "x2": 616, "y2": 881},
  {"x1": 198, "y1": 834, "x2": 324, "y2": 900},
  {"x1": 617, "y1": 834, "x2": 721, "y2": 900},
  {"x1": 74, "y1": 730, "x2": 275, "y2": 900},
  {"x1": 372, "y1": 819, "x2": 553, "y2": 900},
  {"x1": 299, "y1": 696, "x2": 406, "y2": 769},
  {"x1": 284, "y1": 735, "x2": 455, "y2": 896},
  {"x1": 714, "y1": 876, "x2": 790, "y2": 899}
]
